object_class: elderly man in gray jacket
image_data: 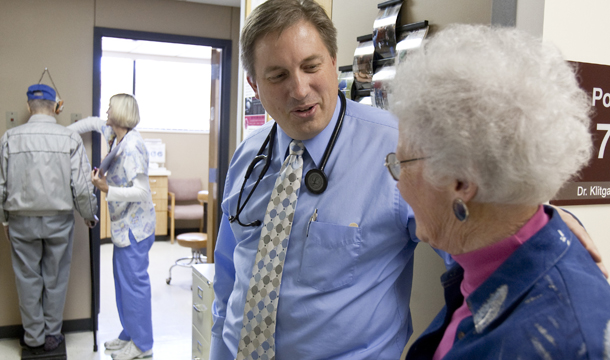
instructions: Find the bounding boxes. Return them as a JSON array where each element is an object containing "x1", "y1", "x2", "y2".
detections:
[{"x1": 0, "y1": 83, "x2": 98, "y2": 353}]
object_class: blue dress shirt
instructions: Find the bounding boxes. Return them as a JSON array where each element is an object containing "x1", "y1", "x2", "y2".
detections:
[
  {"x1": 406, "y1": 206, "x2": 610, "y2": 360},
  {"x1": 211, "y1": 96, "x2": 449, "y2": 359}
]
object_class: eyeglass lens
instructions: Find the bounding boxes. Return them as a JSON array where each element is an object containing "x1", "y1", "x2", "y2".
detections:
[{"x1": 385, "y1": 152, "x2": 401, "y2": 181}]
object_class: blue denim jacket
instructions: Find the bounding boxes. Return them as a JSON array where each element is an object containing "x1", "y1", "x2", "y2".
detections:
[{"x1": 407, "y1": 206, "x2": 610, "y2": 360}]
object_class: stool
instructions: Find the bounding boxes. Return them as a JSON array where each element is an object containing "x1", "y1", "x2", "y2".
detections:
[{"x1": 166, "y1": 232, "x2": 208, "y2": 284}]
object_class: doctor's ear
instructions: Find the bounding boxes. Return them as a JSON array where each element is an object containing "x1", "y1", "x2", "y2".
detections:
[{"x1": 246, "y1": 76, "x2": 260, "y2": 100}]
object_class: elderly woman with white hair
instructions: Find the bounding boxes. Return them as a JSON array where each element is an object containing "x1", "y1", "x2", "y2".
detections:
[{"x1": 387, "y1": 24, "x2": 610, "y2": 359}]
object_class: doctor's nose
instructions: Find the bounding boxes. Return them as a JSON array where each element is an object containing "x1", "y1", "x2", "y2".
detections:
[{"x1": 289, "y1": 73, "x2": 310, "y2": 101}]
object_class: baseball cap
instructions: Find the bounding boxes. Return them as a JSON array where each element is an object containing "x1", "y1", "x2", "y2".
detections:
[{"x1": 27, "y1": 84, "x2": 56, "y2": 101}]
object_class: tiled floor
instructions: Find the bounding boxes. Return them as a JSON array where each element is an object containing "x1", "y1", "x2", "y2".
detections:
[{"x1": 0, "y1": 239, "x2": 197, "y2": 359}]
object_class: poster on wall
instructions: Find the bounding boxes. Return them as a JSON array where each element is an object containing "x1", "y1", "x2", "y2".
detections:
[
  {"x1": 551, "y1": 61, "x2": 610, "y2": 205},
  {"x1": 243, "y1": 81, "x2": 266, "y2": 139}
]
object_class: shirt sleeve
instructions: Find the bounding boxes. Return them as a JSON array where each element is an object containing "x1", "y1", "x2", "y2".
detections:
[
  {"x1": 210, "y1": 214, "x2": 239, "y2": 360},
  {"x1": 106, "y1": 173, "x2": 150, "y2": 203},
  {"x1": 0, "y1": 134, "x2": 9, "y2": 224},
  {"x1": 70, "y1": 133, "x2": 99, "y2": 221},
  {"x1": 67, "y1": 116, "x2": 105, "y2": 134}
]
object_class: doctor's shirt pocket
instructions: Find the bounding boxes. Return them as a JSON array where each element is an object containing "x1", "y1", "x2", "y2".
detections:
[{"x1": 298, "y1": 221, "x2": 362, "y2": 292}]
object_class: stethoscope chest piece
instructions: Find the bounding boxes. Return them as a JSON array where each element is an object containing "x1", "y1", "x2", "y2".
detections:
[{"x1": 305, "y1": 169, "x2": 327, "y2": 194}]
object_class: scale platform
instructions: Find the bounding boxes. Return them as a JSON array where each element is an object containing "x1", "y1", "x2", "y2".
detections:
[{"x1": 21, "y1": 341, "x2": 67, "y2": 360}]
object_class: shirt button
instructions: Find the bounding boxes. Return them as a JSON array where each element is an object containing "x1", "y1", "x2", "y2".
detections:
[{"x1": 457, "y1": 332, "x2": 465, "y2": 340}]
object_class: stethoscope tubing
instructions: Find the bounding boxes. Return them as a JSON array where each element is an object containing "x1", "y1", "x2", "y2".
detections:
[{"x1": 230, "y1": 90, "x2": 346, "y2": 227}]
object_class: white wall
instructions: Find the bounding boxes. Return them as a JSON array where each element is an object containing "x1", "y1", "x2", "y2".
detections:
[
  {"x1": 515, "y1": 0, "x2": 544, "y2": 37},
  {"x1": 542, "y1": 0, "x2": 610, "y2": 281},
  {"x1": 331, "y1": 1, "x2": 493, "y2": 355}
]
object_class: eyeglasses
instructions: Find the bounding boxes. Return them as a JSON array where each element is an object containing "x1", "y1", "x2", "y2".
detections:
[{"x1": 384, "y1": 152, "x2": 427, "y2": 181}]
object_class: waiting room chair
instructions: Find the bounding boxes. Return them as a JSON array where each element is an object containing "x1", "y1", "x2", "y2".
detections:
[{"x1": 168, "y1": 178, "x2": 206, "y2": 244}]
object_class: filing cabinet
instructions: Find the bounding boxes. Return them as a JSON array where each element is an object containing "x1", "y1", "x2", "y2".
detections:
[{"x1": 192, "y1": 264, "x2": 215, "y2": 360}]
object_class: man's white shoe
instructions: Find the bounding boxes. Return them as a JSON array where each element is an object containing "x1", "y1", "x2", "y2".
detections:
[
  {"x1": 104, "y1": 338, "x2": 129, "y2": 350},
  {"x1": 111, "y1": 340, "x2": 152, "y2": 360}
]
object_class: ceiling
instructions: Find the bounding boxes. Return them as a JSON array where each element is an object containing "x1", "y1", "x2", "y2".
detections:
[{"x1": 178, "y1": 0, "x2": 241, "y2": 8}]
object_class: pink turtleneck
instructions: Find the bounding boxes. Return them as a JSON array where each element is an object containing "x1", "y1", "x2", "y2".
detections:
[{"x1": 432, "y1": 205, "x2": 549, "y2": 360}]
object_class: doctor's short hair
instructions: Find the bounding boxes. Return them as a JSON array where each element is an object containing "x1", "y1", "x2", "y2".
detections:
[
  {"x1": 109, "y1": 93, "x2": 140, "y2": 129},
  {"x1": 391, "y1": 24, "x2": 592, "y2": 206},
  {"x1": 240, "y1": 0, "x2": 337, "y2": 79}
]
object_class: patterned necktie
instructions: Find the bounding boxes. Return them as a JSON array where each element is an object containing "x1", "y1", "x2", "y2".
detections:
[{"x1": 236, "y1": 140, "x2": 305, "y2": 360}]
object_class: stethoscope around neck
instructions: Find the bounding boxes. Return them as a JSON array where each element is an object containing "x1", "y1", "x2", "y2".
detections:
[{"x1": 229, "y1": 90, "x2": 347, "y2": 227}]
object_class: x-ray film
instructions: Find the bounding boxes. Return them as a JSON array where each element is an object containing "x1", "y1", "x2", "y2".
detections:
[
  {"x1": 353, "y1": 34, "x2": 375, "y2": 91},
  {"x1": 338, "y1": 65, "x2": 354, "y2": 101},
  {"x1": 396, "y1": 25, "x2": 429, "y2": 64},
  {"x1": 373, "y1": 1, "x2": 403, "y2": 59},
  {"x1": 371, "y1": 58, "x2": 396, "y2": 110}
]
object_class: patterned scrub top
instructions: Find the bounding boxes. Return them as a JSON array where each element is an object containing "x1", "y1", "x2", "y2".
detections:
[{"x1": 102, "y1": 125, "x2": 156, "y2": 247}]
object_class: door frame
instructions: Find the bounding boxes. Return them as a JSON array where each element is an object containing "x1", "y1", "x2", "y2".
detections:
[
  {"x1": 92, "y1": 26, "x2": 232, "y2": 232},
  {"x1": 91, "y1": 26, "x2": 231, "y2": 329}
]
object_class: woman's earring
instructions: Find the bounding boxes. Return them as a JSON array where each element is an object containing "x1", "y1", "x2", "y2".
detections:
[{"x1": 453, "y1": 198, "x2": 469, "y2": 222}]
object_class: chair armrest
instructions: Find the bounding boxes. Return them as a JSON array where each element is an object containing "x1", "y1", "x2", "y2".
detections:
[
  {"x1": 169, "y1": 192, "x2": 175, "y2": 216},
  {"x1": 198, "y1": 190, "x2": 209, "y2": 204}
]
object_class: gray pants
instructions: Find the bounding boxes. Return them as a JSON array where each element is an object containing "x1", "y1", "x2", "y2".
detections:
[{"x1": 9, "y1": 213, "x2": 75, "y2": 347}]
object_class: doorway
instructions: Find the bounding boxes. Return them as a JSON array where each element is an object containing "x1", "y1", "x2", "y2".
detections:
[{"x1": 91, "y1": 26, "x2": 231, "y2": 336}]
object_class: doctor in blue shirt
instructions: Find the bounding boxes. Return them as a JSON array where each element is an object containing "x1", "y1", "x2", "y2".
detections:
[
  {"x1": 211, "y1": 1, "x2": 428, "y2": 358},
  {"x1": 211, "y1": 1, "x2": 606, "y2": 359}
]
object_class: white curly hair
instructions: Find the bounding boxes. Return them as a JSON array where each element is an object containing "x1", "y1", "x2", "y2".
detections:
[{"x1": 390, "y1": 24, "x2": 592, "y2": 205}]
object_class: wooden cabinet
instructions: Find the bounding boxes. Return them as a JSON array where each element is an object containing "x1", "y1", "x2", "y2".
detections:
[
  {"x1": 99, "y1": 175, "x2": 169, "y2": 239},
  {"x1": 192, "y1": 264, "x2": 215, "y2": 360},
  {"x1": 149, "y1": 175, "x2": 168, "y2": 236}
]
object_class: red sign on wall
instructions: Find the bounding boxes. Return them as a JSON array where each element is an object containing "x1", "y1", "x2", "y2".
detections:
[{"x1": 551, "y1": 61, "x2": 610, "y2": 205}]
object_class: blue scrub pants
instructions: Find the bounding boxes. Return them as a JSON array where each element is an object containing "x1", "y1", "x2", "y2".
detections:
[{"x1": 113, "y1": 230, "x2": 154, "y2": 352}]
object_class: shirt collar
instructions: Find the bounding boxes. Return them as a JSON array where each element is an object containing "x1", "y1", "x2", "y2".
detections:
[
  {"x1": 28, "y1": 114, "x2": 57, "y2": 124},
  {"x1": 463, "y1": 205, "x2": 572, "y2": 333},
  {"x1": 276, "y1": 94, "x2": 341, "y2": 166},
  {"x1": 452, "y1": 205, "x2": 548, "y2": 296}
]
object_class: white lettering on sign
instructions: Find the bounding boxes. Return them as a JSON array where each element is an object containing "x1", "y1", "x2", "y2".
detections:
[
  {"x1": 578, "y1": 186, "x2": 587, "y2": 196},
  {"x1": 592, "y1": 87, "x2": 610, "y2": 107},
  {"x1": 590, "y1": 185, "x2": 610, "y2": 198},
  {"x1": 597, "y1": 123, "x2": 610, "y2": 159}
]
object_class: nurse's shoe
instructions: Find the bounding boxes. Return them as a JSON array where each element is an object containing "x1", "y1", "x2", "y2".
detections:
[
  {"x1": 111, "y1": 340, "x2": 152, "y2": 360},
  {"x1": 104, "y1": 338, "x2": 129, "y2": 350}
]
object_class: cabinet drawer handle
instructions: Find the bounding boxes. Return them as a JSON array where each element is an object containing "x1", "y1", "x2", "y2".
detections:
[
  {"x1": 150, "y1": 179, "x2": 157, "y2": 183},
  {"x1": 198, "y1": 286, "x2": 204, "y2": 299},
  {"x1": 152, "y1": 191, "x2": 157, "y2": 195},
  {"x1": 193, "y1": 303, "x2": 208, "y2": 312}
]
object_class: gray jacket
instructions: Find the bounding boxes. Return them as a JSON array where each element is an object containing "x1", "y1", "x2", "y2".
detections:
[{"x1": 0, "y1": 114, "x2": 98, "y2": 222}]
